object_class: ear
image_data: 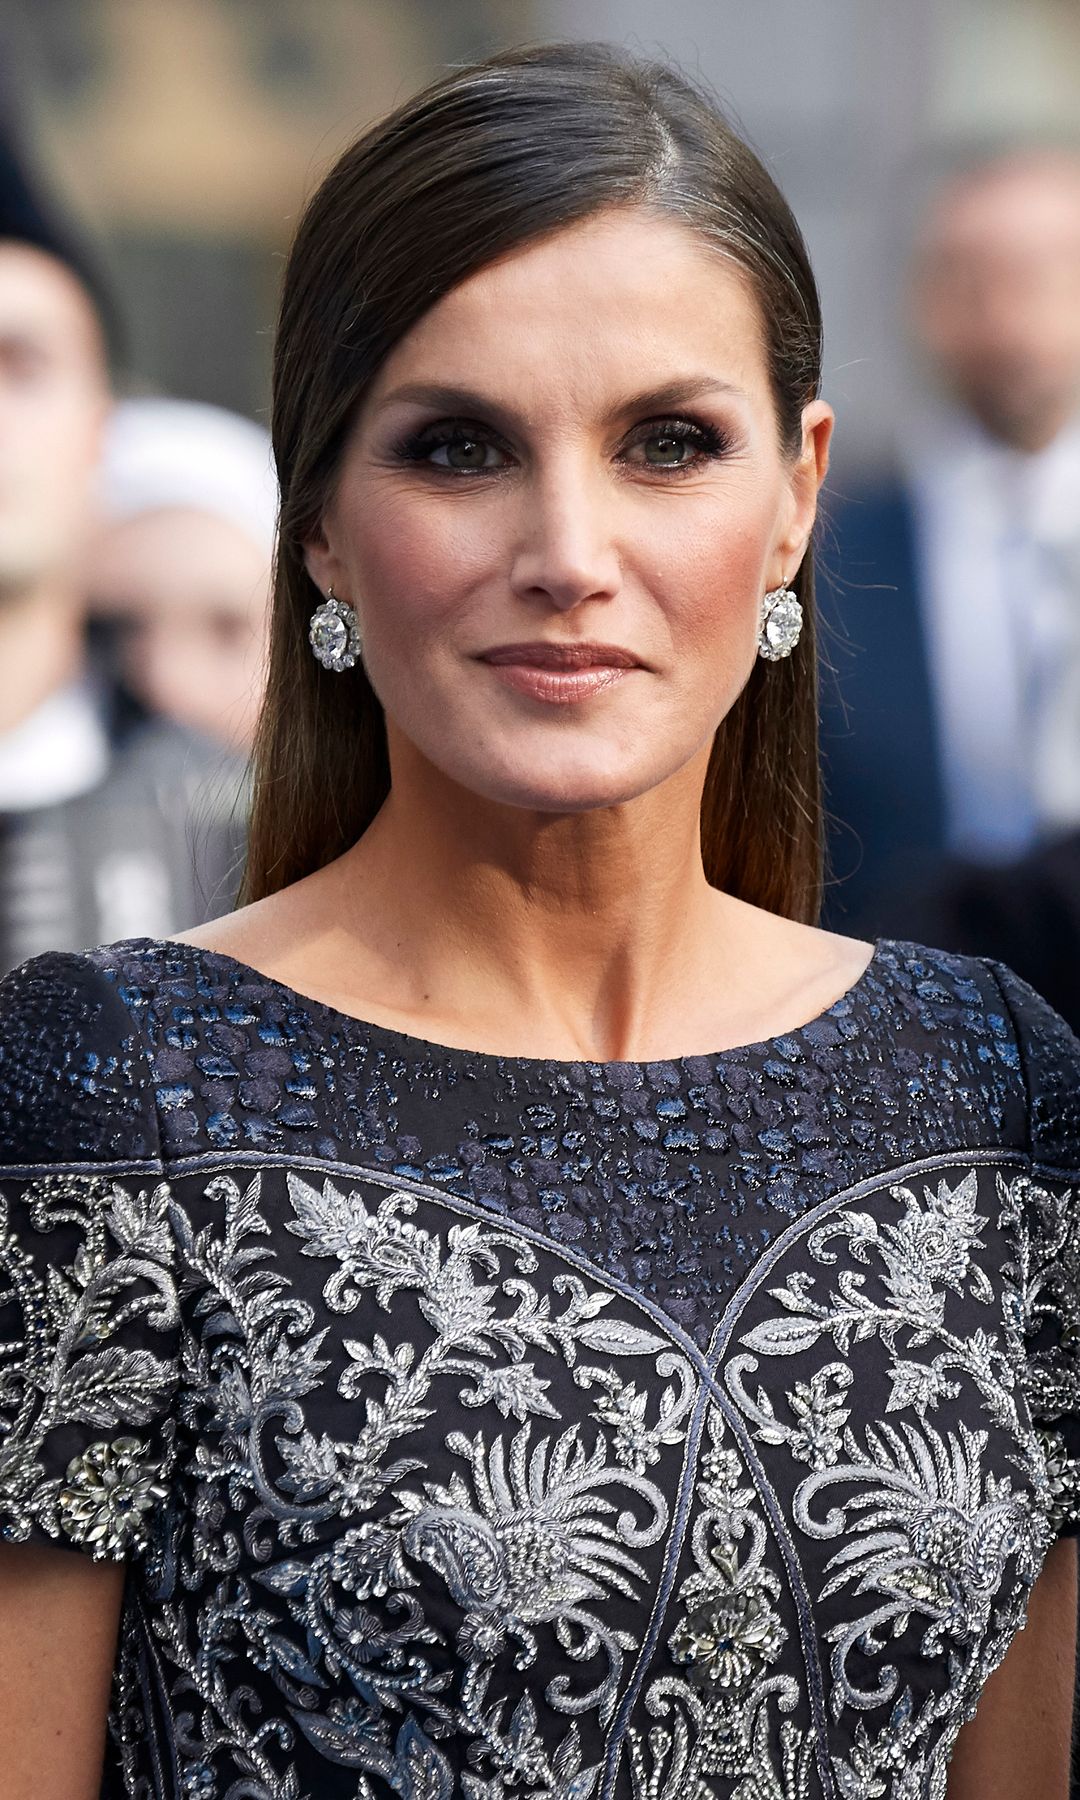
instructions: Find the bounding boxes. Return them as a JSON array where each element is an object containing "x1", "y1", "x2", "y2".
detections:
[
  {"x1": 301, "y1": 517, "x2": 347, "y2": 603},
  {"x1": 772, "y1": 399, "x2": 834, "y2": 583}
]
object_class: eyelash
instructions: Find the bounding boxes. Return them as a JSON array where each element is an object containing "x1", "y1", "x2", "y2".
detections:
[{"x1": 389, "y1": 415, "x2": 733, "y2": 478}]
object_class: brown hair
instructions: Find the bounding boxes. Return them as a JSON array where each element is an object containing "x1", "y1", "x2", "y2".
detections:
[{"x1": 243, "y1": 41, "x2": 825, "y2": 921}]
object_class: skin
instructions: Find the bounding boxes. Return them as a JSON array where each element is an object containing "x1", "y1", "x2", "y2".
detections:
[
  {"x1": 912, "y1": 151, "x2": 1080, "y2": 453},
  {"x1": 0, "y1": 242, "x2": 110, "y2": 733},
  {"x1": 4, "y1": 207, "x2": 1073, "y2": 1796},
  {"x1": 188, "y1": 207, "x2": 864, "y2": 1063},
  {"x1": 0, "y1": 1545, "x2": 126, "y2": 1800},
  {"x1": 85, "y1": 505, "x2": 271, "y2": 751}
]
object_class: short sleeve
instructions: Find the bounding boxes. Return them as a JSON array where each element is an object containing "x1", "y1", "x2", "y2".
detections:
[
  {"x1": 0, "y1": 952, "x2": 180, "y2": 1561},
  {"x1": 990, "y1": 960, "x2": 1080, "y2": 1537}
]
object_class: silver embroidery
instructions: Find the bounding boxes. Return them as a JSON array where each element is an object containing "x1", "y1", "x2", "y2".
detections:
[
  {"x1": 721, "y1": 1170, "x2": 1056, "y2": 1795},
  {"x1": 0, "y1": 1173, "x2": 178, "y2": 1558},
  {"x1": 1, "y1": 1160, "x2": 1074, "y2": 1798}
]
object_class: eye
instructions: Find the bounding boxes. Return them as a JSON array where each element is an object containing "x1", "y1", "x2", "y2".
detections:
[
  {"x1": 623, "y1": 417, "x2": 730, "y2": 474},
  {"x1": 642, "y1": 430, "x2": 695, "y2": 467},
  {"x1": 392, "y1": 422, "x2": 514, "y2": 474},
  {"x1": 0, "y1": 339, "x2": 52, "y2": 387},
  {"x1": 428, "y1": 430, "x2": 507, "y2": 468}
]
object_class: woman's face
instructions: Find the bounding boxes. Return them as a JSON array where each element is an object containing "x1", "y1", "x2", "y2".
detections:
[
  {"x1": 308, "y1": 207, "x2": 832, "y2": 814},
  {"x1": 87, "y1": 506, "x2": 270, "y2": 753}
]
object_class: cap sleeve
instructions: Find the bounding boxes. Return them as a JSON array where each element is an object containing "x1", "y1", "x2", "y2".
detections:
[
  {"x1": 0, "y1": 952, "x2": 179, "y2": 1561},
  {"x1": 989, "y1": 960, "x2": 1080, "y2": 1536}
]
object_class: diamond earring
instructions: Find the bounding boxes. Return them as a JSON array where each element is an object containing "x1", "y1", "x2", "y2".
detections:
[
  {"x1": 309, "y1": 587, "x2": 361, "y2": 672},
  {"x1": 757, "y1": 584, "x2": 802, "y2": 661}
]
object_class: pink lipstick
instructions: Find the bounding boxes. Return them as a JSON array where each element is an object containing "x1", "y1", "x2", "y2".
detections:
[{"x1": 478, "y1": 641, "x2": 642, "y2": 704}]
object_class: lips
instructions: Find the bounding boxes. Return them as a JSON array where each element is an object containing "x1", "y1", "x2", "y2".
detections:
[
  {"x1": 476, "y1": 642, "x2": 642, "y2": 705},
  {"x1": 478, "y1": 642, "x2": 642, "y2": 669}
]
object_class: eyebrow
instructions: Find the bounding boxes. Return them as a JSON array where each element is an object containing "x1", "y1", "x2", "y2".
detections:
[{"x1": 370, "y1": 374, "x2": 748, "y2": 430}]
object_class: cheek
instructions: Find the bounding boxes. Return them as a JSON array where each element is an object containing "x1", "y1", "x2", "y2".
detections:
[
  {"x1": 342, "y1": 487, "x2": 492, "y2": 641},
  {"x1": 27, "y1": 388, "x2": 100, "y2": 471},
  {"x1": 642, "y1": 498, "x2": 775, "y2": 656}
]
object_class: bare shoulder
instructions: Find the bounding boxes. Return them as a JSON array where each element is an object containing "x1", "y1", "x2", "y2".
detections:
[
  {"x1": 173, "y1": 857, "x2": 376, "y2": 1019},
  {"x1": 721, "y1": 895, "x2": 874, "y2": 990},
  {"x1": 783, "y1": 915, "x2": 878, "y2": 999},
  {"x1": 175, "y1": 871, "x2": 332, "y2": 977},
  {"x1": 176, "y1": 895, "x2": 288, "y2": 964},
  {"x1": 175, "y1": 874, "x2": 333, "y2": 1000},
  {"x1": 712, "y1": 896, "x2": 876, "y2": 1039}
]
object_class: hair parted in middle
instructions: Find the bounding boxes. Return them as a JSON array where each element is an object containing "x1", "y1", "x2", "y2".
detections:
[{"x1": 244, "y1": 40, "x2": 825, "y2": 922}]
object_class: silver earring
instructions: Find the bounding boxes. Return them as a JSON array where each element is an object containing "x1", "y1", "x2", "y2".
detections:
[
  {"x1": 757, "y1": 583, "x2": 802, "y2": 661},
  {"x1": 309, "y1": 586, "x2": 361, "y2": 672}
]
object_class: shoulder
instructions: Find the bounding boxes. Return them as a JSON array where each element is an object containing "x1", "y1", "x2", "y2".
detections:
[
  {"x1": 0, "y1": 944, "x2": 166, "y2": 1166},
  {"x1": 980, "y1": 958, "x2": 1080, "y2": 1177},
  {"x1": 877, "y1": 939, "x2": 1080, "y2": 1171}
]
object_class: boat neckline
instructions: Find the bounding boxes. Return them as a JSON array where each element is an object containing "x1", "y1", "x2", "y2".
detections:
[{"x1": 118, "y1": 933, "x2": 897, "y2": 1073}]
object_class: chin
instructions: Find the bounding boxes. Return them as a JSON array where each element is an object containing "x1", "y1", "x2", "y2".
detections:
[{"x1": 447, "y1": 747, "x2": 673, "y2": 815}]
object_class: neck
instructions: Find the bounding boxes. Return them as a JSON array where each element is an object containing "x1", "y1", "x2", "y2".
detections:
[
  {"x1": 0, "y1": 581, "x2": 84, "y2": 735},
  {"x1": 327, "y1": 739, "x2": 726, "y2": 1060}
]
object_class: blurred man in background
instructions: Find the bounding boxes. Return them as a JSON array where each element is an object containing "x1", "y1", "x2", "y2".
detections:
[
  {"x1": 822, "y1": 145, "x2": 1080, "y2": 1018},
  {"x1": 88, "y1": 396, "x2": 275, "y2": 754},
  {"x1": 0, "y1": 127, "x2": 244, "y2": 974}
]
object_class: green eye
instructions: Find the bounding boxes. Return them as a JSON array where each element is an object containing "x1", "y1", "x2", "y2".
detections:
[
  {"x1": 441, "y1": 436, "x2": 491, "y2": 471},
  {"x1": 643, "y1": 433, "x2": 692, "y2": 466}
]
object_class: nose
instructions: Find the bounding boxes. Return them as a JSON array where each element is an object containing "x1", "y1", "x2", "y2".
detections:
[{"x1": 508, "y1": 464, "x2": 621, "y2": 613}]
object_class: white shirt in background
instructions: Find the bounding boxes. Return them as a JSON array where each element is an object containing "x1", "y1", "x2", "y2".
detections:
[
  {"x1": 907, "y1": 411, "x2": 1080, "y2": 862},
  {"x1": 0, "y1": 678, "x2": 110, "y2": 813}
]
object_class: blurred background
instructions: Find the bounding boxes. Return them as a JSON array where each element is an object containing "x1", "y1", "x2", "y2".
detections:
[
  {"x1": 3, "y1": 0, "x2": 1080, "y2": 1023},
  {"x1": 7, "y1": 0, "x2": 1079, "y2": 468}
]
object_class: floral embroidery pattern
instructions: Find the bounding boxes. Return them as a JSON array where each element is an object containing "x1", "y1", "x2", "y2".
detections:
[
  {"x1": 1, "y1": 1158, "x2": 1075, "y2": 1799},
  {"x1": 1000, "y1": 1171, "x2": 1080, "y2": 1533},
  {"x1": 0, "y1": 1173, "x2": 179, "y2": 1557},
  {"x1": 629, "y1": 1411, "x2": 810, "y2": 1799},
  {"x1": 163, "y1": 1169, "x2": 695, "y2": 1794},
  {"x1": 720, "y1": 1168, "x2": 1056, "y2": 1797}
]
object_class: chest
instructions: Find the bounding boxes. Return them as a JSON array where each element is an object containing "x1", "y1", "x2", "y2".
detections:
[{"x1": 144, "y1": 1148, "x2": 1054, "y2": 1798}]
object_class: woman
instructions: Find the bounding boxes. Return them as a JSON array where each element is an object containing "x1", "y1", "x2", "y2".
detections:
[
  {"x1": 88, "y1": 397, "x2": 276, "y2": 753},
  {"x1": 1, "y1": 43, "x2": 1077, "y2": 1800}
]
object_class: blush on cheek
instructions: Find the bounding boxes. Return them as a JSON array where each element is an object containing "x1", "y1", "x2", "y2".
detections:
[
  {"x1": 344, "y1": 493, "x2": 491, "y2": 636},
  {"x1": 679, "y1": 536, "x2": 768, "y2": 646},
  {"x1": 646, "y1": 479, "x2": 777, "y2": 624}
]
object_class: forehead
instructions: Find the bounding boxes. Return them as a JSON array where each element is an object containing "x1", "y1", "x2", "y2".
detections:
[
  {"x1": 365, "y1": 208, "x2": 770, "y2": 409},
  {"x1": 92, "y1": 507, "x2": 269, "y2": 609},
  {"x1": 928, "y1": 161, "x2": 1080, "y2": 260},
  {"x1": 0, "y1": 240, "x2": 104, "y2": 358}
]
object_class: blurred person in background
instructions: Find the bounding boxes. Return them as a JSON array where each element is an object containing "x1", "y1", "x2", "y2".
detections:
[
  {"x1": 2, "y1": 43, "x2": 1079, "y2": 1799},
  {"x1": 87, "y1": 396, "x2": 276, "y2": 754},
  {"x1": 822, "y1": 144, "x2": 1080, "y2": 1012},
  {"x1": 0, "y1": 125, "x2": 246, "y2": 974}
]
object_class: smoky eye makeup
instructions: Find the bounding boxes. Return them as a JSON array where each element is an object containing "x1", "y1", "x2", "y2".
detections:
[
  {"x1": 386, "y1": 411, "x2": 738, "y2": 477},
  {"x1": 620, "y1": 415, "x2": 735, "y2": 471},
  {"x1": 388, "y1": 418, "x2": 515, "y2": 473}
]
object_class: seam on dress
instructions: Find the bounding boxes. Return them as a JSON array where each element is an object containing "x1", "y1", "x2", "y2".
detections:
[{"x1": 980, "y1": 955, "x2": 1037, "y2": 1170}]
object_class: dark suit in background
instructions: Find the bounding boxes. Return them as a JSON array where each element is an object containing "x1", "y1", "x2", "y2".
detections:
[
  {"x1": 819, "y1": 484, "x2": 946, "y2": 928},
  {"x1": 819, "y1": 483, "x2": 1080, "y2": 1033}
]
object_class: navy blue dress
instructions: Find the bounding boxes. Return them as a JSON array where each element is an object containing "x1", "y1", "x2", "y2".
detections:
[{"x1": 1, "y1": 936, "x2": 1079, "y2": 1799}]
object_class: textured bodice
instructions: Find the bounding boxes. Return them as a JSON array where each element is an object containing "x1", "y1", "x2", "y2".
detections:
[{"x1": 1, "y1": 936, "x2": 1079, "y2": 1800}]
